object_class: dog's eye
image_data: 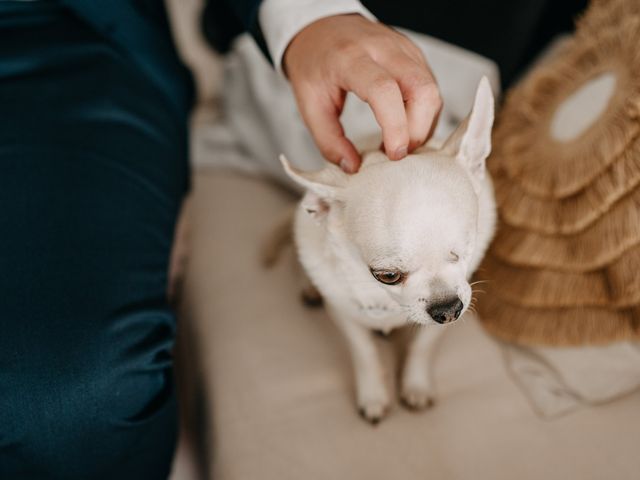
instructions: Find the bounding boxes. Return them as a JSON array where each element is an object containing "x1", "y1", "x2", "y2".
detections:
[
  {"x1": 370, "y1": 269, "x2": 405, "y2": 285},
  {"x1": 449, "y1": 251, "x2": 460, "y2": 263}
]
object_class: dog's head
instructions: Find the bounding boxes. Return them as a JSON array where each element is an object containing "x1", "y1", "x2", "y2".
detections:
[{"x1": 282, "y1": 78, "x2": 494, "y2": 325}]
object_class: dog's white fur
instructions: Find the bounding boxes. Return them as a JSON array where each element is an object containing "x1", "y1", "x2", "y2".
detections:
[{"x1": 281, "y1": 78, "x2": 497, "y2": 422}]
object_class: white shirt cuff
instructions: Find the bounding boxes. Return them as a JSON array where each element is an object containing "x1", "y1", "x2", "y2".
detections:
[{"x1": 258, "y1": 0, "x2": 377, "y2": 74}]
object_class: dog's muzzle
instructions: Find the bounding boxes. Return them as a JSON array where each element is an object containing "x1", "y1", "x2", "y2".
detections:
[{"x1": 427, "y1": 297, "x2": 463, "y2": 324}]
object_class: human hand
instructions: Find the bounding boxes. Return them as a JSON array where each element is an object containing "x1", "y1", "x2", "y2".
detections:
[{"x1": 283, "y1": 14, "x2": 442, "y2": 173}]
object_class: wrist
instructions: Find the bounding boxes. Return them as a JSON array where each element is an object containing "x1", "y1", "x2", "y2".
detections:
[
  {"x1": 283, "y1": 14, "x2": 373, "y2": 78},
  {"x1": 259, "y1": 0, "x2": 377, "y2": 74}
]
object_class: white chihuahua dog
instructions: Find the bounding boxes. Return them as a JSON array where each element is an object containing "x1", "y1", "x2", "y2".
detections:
[{"x1": 280, "y1": 78, "x2": 496, "y2": 423}]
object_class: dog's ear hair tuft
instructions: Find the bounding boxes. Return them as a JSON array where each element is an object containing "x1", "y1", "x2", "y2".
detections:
[
  {"x1": 301, "y1": 192, "x2": 331, "y2": 220},
  {"x1": 279, "y1": 154, "x2": 347, "y2": 201},
  {"x1": 442, "y1": 77, "x2": 495, "y2": 178}
]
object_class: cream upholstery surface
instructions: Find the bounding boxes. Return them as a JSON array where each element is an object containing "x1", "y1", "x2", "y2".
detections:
[{"x1": 184, "y1": 170, "x2": 640, "y2": 480}]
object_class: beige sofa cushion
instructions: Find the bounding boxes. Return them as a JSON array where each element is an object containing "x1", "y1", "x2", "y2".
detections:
[{"x1": 184, "y1": 171, "x2": 640, "y2": 480}]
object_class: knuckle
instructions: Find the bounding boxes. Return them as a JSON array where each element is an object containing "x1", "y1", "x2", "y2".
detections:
[
  {"x1": 404, "y1": 72, "x2": 430, "y2": 91},
  {"x1": 374, "y1": 33, "x2": 399, "y2": 51},
  {"x1": 369, "y1": 76, "x2": 397, "y2": 97},
  {"x1": 333, "y1": 40, "x2": 360, "y2": 59}
]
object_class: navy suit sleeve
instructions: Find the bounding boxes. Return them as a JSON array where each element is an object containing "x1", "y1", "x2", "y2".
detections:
[
  {"x1": 203, "y1": 0, "x2": 271, "y2": 63},
  {"x1": 223, "y1": 0, "x2": 263, "y2": 28}
]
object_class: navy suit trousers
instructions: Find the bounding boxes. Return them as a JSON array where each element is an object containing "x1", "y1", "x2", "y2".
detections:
[{"x1": 0, "y1": 3, "x2": 190, "y2": 478}]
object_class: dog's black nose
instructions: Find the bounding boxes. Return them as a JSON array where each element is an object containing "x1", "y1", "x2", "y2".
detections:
[{"x1": 427, "y1": 297, "x2": 463, "y2": 324}]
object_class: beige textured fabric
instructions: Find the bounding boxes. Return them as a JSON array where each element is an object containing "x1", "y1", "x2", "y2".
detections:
[
  {"x1": 476, "y1": 0, "x2": 640, "y2": 345},
  {"x1": 184, "y1": 171, "x2": 640, "y2": 480}
]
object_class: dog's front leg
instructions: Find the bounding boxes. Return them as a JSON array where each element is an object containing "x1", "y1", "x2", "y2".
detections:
[
  {"x1": 328, "y1": 306, "x2": 390, "y2": 424},
  {"x1": 401, "y1": 325, "x2": 446, "y2": 410}
]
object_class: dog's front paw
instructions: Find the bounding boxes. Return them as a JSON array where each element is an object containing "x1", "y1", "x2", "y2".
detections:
[
  {"x1": 356, "y1": 382, "x2": 390, "y2": 424},
  {"x1": 357, "y1": 397, "x2": 390, "y2": 425},
  {"x1": 400, "y1": 384, "x2": 435, "y2": 411}
]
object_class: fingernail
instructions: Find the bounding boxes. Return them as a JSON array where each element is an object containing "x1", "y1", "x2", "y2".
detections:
[
  {"x1": 394, "y1": 146, "x2": 408, "y2": 159},
  {"x1": 340, "y1": 158, "x2": 354, "y2": 173}
]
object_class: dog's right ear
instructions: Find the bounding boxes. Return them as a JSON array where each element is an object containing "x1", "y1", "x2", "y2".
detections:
[
  {"x1": 441, "y1": 77, "x2": 495, "y2": 179},
  {"x1": 280, "y1": 154, "x2": 348, "y2": 218}
]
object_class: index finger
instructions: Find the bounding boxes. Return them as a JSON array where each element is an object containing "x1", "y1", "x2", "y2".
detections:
[
  {"x1": 296, "y1": 89, "x2": 362, "y2": 173},
  {"x1": 390, "y1": 56, "x2": 442, "y2": 150},
  {"x1": 339, "y1": 56, "x2": 410, "y2": 160}
]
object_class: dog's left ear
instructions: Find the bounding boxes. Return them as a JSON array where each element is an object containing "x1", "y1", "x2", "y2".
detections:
[
  {"x1": 280, "y1": 154, "x2": 348, "y2": 219},
  {"x1": 442, "y1": 76, "x2": 495, "y2": 178}
]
